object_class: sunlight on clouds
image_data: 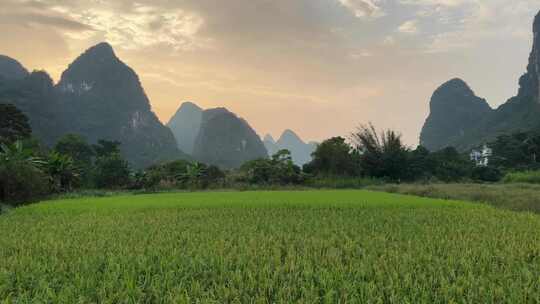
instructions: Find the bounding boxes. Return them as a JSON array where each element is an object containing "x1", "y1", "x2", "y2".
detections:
[
  {"x1": 398, "y1": 20, "x2": 419, "y2": 34},
  {"x1": 338, "y1": 0, "x2": 384, "y2": 18},
  {"x1": 53, "y1": 5, "x2": 210, "y2": 51},
  {"x1": 1, "y1": 0, "x2": 539, "y2": 144}
]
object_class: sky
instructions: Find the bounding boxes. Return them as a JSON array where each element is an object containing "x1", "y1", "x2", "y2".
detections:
[{"x1": 1, "y1": 0, "x2": 539, "y2": 145}]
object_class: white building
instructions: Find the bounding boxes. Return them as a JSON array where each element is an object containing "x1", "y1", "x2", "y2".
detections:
[{"x1": 470, "y1": 145, "x2": 493, "y2": 167}]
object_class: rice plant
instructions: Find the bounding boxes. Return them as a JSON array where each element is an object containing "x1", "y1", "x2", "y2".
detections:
[{"x1": 1, "y1": 191, "x2": 539, "y2": 303}]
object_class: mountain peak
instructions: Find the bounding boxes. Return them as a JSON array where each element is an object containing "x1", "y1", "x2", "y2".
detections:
[
  {"x1": 85, "y1": 42, "x2": 116, "y2": 58},
  {"x1": 0, "y1": 55, "x2": 29, "y2": 80},
  {"x1": 420, "y1": 78, "x2": 492, "y2": 151},
  {"x1": 179, "y1": 101, "x2": 202, "y2": 111},
  {"x1": 266, "y1": 129, "x2": 314, "y2": 165},
  {"x1": 63, "y1": 42, "x2": 118, "y2": 71},
  {"x1": 169, "y1": 101, "x2": 203, "y2": 121},
  {"x1": 167, "y1": 101, "x2": 204, "y2": 154},
  {"x1": 193, "y1": 107, "x2": 268, "y2": 168},
  {"x1": 278, "y1": 129, "x2": 303, "y2": 144},
  {"x1": 263, "y1": 134, "x2": 276, "y2": 144},
  {"x1": 436, "y1": 78, "x2": 473, "y2": 95},
  {"x1": 57, "y1": 41, "x2": 141, "y2": 101}
]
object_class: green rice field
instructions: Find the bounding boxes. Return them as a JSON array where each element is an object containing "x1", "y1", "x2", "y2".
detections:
[{"x1": 1, "y1": 190, "x2": 539, "y2": 303}]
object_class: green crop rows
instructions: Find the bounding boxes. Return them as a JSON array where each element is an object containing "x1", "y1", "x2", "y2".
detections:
[{"x1": 1, "y1": 191, "x2": 539, "y2": 303}]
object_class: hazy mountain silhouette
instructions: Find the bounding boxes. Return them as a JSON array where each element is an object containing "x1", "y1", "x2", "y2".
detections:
[
  {"x1": 167, "y1": 102, "x2": 203, "y2": 154},
  {"x1": 263, "y1": 134, "x2": 279, "y2": 156},
  {"x1": 192, "y1": 107, "x2": 268, "y2": 168},
  {"x1": 168, "y1": 102, "x2": 268, "y2": 168},
  {"x1": 263, "y1": 130, "x2": 316, "y2": 166}
]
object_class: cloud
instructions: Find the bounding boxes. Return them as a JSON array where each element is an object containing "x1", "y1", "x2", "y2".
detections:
[
  {"x1": 0, "y1": 0, "x2": 92, "y2": 32},
  {"x1": 383, "y1": 36, "x2": 396, "y2": 45},
  {"x1": 338, "y1": 0, "x2": 385, "y2": 18},
  {"x1": 1, "y1": 0, "x2": 539, "y2": 145},
  {"x1": 398, "y1": 20, "x2": 419, "y2": 34},
  {"x1": 47, "y1": 3, "x2": 209, "y2": 51},
  {"x1": 399, "y1": 0, "x2": 468, "y2": 7}
]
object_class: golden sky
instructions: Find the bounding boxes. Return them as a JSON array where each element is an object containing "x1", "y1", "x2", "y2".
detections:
[{"x1": 1, "y1": 0, "x2": 539, "y2": 145}]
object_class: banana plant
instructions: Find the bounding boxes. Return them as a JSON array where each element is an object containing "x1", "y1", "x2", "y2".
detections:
[
  {"x1": 0, "y1": 140, "x2": 45, "y2": 168},
  {"x1": 176, "y1": 162, "x2": 207, "y2": 189},
  {"x1": 46, "y1": 152, "x2": 81, "y2": 192}
]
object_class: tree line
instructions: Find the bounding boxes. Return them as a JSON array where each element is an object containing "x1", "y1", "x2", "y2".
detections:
[{"x1": 2, "y1": 102, "x2": 537, "y2": 207}]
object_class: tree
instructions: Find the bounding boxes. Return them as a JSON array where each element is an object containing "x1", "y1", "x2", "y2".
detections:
[
  {"x1": 54, "y1": 134, "x2": 94, "y2": 167},
  {"x1": 203, "y1": 165, "x2": 226, "y2": 186},
  {"x1": 93, "y1": 140, "x2": 121, "y2": 158},
  {"x1": 406, "y1": 146, "x2": 435, "y2": 181},
  {"x1": 270, "y1": 149, "x2": 303, "y2": 184},
  {"x1": 429, "y1": 147, "x2": 473, "y2": 182},
  {"x1": 0, "y1": 141, "x2": 44, "y2": 168},
  {"x1": 240, "y1": 158, "x2": 273, "y2": 184},
  {"x1": 351, "y1": 124, "x2": 409, "y2": 181},
  {"x1": 177, "y1": 162, "x2": 208, "y2": 189},
  {"x1": 46, "y1": 152, "x2": 81, "y2": 192},
  {"x1": 471, "y1": 166, "x2": 502, "y2": 182},
  {"x1": 240, "y1": 150, "x2": 303, "y2": 185},
  {"x1": 129, "y1": 170, "x2": 162, "y2": 191},
  {"x1": 160, "y1": 159, "x2": 192, "y2": 180},
  {"x1": 490, "y1": 131, "x2": 540, "y2": 170},
  {"x1": 0, "y1": 103, "x2": 31, "y2": 145},
  {"x1": 94, "y1": 153, "x2": 130, "y2": 189},
  {"x1": 0, "y1": 140, "x2": 48, "y2": 204},
  {"x1": 303, "y1": 137, "x2": 360, "y2": 176}
]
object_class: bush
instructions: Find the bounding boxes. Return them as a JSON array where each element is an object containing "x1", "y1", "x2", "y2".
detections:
[
  {"x1": 304, "y1": 137, "x2": 361, "y2": 177},
  {"x1": 0, "y1": 141, "x2": 49, "y2": 205},
  {"x1": 471, "y1": 166, "x2": 502, "y2": 182},
  {"x1": 240, "y1": 150, "x2": 304, "y2": 185},
  {"x1": 503, "y1": 171, "x2": 540, "y2": 184},
  {"x1": 46, "y1": 152, "x2": 81, "y2": 192},
  {"x1": 429, "y1": 147, "x2": 473, "y2": 182},
  {"x1": 93, "y1": 154, "x2": 131, "y2": 189},
  {"x1": 0, "y1": 103, "x2": 31, "y2": 145},
  {"x1": 0, "y1": 162, "x2": 49, "y2": 205}
]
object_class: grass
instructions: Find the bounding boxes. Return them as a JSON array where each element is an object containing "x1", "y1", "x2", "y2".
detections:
[
  {"x1": 1, "y1": 190, "x2": 540, "y2": 303},
  {"x1": 504, "y1": 171, "x2": 540, "y2": 184},
  {"x1": 369, "y1": 183, "x2": 540, "y2": 214}
]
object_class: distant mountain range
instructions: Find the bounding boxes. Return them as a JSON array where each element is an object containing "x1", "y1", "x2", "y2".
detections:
[
  {"x1": 421, "y1": 11, "x2": 540, "y2": 151},
  {"x1": 263, "y1": 130, "x2": 316, "y2": 166},
  {"x1": 0, "y1": 43, "x2": 314, "y2": 169},
  {"x1": 168, "y1": 102, "x2": 268, "y2": 168},
  {"x1": 0, "y1": 43, "x2": 184, "y2": 168}
]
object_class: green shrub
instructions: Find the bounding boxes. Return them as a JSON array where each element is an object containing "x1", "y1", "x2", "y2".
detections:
[
  {"x1": 93, "y1": 153, "x2": 131, "y2": 189},
  {"x1": 471, "y1": 166, "x2": 502, "y2": 182},
  {"x1": 0, "y1": 162, "x2": 49, "y2": 205},
  {"x1": 0, "y1": 141, "x2": 49, "y2": 205},
  {"x1": 503, "y1": 171, "x2": 540, "y2": 184},
  {"x1": 239, "y1": 150, "x2": 304, "y2": 186}
]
